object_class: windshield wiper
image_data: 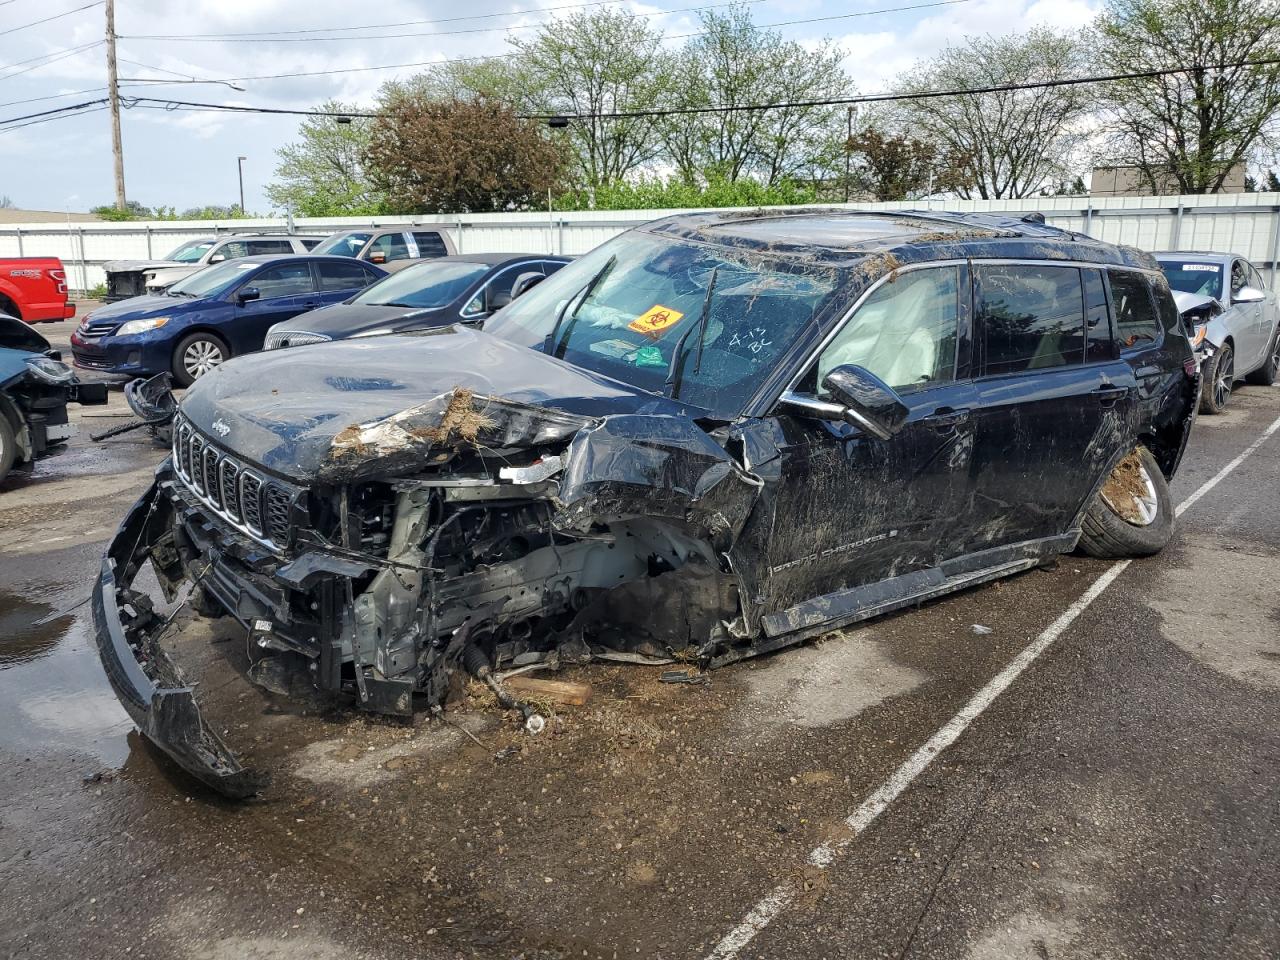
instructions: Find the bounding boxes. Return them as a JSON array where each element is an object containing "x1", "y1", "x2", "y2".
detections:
[
  {"x1": 665, "y1": 267, "x2": 718, "y2": 401},
  {"x1": 546, "y1": 255, "x2": 616, "y2": 359}
]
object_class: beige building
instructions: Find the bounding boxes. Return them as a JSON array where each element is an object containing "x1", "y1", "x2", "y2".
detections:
[
  {"x1": 0, "y1": 208, "x2": 101, "y2": 224},
  {"x1": 1090, "y1": 163, "x2": 1247, "y2": 197}
]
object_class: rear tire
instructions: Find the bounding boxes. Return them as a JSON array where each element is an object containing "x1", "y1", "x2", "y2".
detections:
[
  {"x1": 1077, "y1": 445, "x2": 1173, "y2": 559},
  {"x1": 172, "y1": 332, "x2": 229, "y2": 387},
  {"x1": 1245, "y1": 328, "x2": 1280, "y2": 386},
  {"x1": 1199, "y1": 340, "x2": 1234, "y2": 415},
  {"x1": 0, "y1": 414, "x2": 15, "y2": 485}
]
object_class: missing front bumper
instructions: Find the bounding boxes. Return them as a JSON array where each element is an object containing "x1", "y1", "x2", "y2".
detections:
[{"x1": 90, "y1": 479, "x2": 266, "y2": 798}]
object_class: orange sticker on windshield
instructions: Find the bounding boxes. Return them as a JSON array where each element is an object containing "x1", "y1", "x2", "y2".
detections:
[{"x1": 627, "y1": 304, "x2": 684, "y2": 338}]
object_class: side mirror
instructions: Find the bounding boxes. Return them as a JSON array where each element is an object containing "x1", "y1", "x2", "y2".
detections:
[
  {"x1": 209, "y1": 254, "x2": 226, "y2": 264},
  {"x1": 1234, "y1": 285, "x2": 1265, "y2": 304},
  {"x1": 489, "y1": 288, "x2": 514, "y2": 311},
  {"x1": 785, "y1": 364, "x2": 908, "y2": 439},
  {"x1": 510, "y1": 271, "x2": 544, "y2": 300},
  {"x1": 237, "y1": 286, "x2": 261, "y2": 304},
  {"x1": 368, "y1": 251, "x2": 387, "y2": 265}
]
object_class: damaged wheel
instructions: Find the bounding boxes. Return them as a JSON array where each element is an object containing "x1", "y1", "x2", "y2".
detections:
[
  {"x1": 0, "y1": 413, "x2": 15, "y2": 485},
  {"x1": 1200, "y1": 341, "x2": 1234, "y2": 414},
  {"x1": 1077, "y1": 446, "x2": 1173, "y2": 559}
]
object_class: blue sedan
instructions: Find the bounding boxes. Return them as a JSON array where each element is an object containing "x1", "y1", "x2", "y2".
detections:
[{"x1": 71, "y1": 255, "x2": 386, "y2": 385}]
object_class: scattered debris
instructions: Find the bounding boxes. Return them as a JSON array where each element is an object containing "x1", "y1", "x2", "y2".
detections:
[
  {"x1": 972, "y1": 624, "x2": 994, "y2": 635},
  {"x1": 503, "y1": 676, "x2": 593, "y2": 706},
  {"x1": 660, "y1": 669, "x2": 709, "y2": 685}
]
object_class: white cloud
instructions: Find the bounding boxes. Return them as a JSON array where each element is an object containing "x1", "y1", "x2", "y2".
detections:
[{"x1": 0, "y1": 0, "x2": 1103, "y2": 211}]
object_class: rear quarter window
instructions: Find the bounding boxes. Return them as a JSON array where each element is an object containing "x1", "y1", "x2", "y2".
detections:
[{"x1": 1107, "y1": 270, "x2": 1161, "y2": 351}]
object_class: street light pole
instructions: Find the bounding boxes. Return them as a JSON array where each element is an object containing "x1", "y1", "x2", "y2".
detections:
[{"x1": 237, "y1": 156, "x2": 247, "y2": 214}]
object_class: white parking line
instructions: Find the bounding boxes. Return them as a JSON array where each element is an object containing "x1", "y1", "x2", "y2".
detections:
[{"x1": 705, "y1": 412, "x2": 1280, "y2": 960}]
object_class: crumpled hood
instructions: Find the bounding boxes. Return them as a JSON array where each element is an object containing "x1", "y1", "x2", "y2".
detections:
[
  {"x1": 179, "y1": 325, "x2": 691, "y2": 480},
  {"x1": 0, "y1": 347, "x2": 43, "y2": 388},
  {"x1": 1172, "y1": 291, "x2": 1219, "y2": 316},
  {"x1": 104, "y1": 259, "x2": 180, "y2": 273}
]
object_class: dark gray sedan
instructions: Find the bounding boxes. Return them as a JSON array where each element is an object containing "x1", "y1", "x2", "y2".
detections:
[{"x1": 263, "y1": 253, "x2": 569, "y2": 350}]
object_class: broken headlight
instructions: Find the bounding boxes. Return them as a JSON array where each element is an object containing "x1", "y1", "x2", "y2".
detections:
[
  {"x1": 24, "y1": 355, "x2": 75, "y2": 384},
  {"x1": 1189, "y1": 324, "x2": 1208, "y2": 349}
]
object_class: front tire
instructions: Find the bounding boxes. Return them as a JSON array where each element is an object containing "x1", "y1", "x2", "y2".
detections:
[
  {"x1": 172, "y1": 332, "x2": 229, "y2": 387},
  {"x1": 1077, "y1": 445, "x2": 1173, "y2": 559},
  {"x1": 1200, "y1": 340, "x2": 1234, "y2": 415},
  {"x1": 0, "y1": 414, "x2": 16, "y2": 485},
  {"x1": 1245, "y1": 328, "x2": 1280, "y2": 386}
]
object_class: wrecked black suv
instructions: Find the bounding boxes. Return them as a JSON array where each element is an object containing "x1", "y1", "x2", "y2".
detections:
[{"x1": 92, "y1": 210, "x2": 1198, "y2": 796}]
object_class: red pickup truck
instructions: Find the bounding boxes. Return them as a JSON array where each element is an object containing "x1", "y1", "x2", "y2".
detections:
[{"x1": 0, "y1": 258, "x2": 76, "y2": 323}]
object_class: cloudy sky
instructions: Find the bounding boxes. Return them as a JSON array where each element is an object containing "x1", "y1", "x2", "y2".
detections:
[{"x1": 0, "y1": 0, "x2": 1097, "y2": 214}]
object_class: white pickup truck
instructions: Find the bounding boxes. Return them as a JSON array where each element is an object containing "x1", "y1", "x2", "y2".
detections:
[{"x1": 103, "y1": 234, "x2": 324, "y2": 301}]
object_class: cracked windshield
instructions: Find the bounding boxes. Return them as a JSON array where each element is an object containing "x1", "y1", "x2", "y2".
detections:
[{"x1": 486, "y1": 232, "x2": 838, "y2": 413}]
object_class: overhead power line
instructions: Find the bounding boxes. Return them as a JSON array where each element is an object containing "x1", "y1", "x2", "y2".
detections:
[
  {"x1": 8, "y1": 56, "x2": 1280, "y2": 133},
  {"x1": 0, "y1": 0, "x2": 103, "y2": 37},
  {"x1": 122, "y1": 1, "x2": 971, "y2": 44},
  {"x1": 125, "y1": 0, "x2": 776, "y2": 42},
  {"x1": 122, "y1": 0, "x2": 771, "y2": 40},
  {"x1": 197, "y1": 0, "x2": 971, "y2": 83},
  {"x1": 0, "y1": 40, "x2": 103, "y2": 79}
]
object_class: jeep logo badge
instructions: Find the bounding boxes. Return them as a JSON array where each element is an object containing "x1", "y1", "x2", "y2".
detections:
[{"x1": 212, "y1": 419, "x2": 230, "y2": 437}]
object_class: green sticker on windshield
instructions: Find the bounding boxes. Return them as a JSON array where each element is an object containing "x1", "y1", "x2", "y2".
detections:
[{"x1": 633, "y1": 344, "x2": 665, "y2": 367}]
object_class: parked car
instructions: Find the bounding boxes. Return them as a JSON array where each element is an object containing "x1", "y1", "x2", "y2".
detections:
[
  {"x1": 1155, "y1": 251, "x2": 1280, "y2": 413},
  {"x1": 0, "y1": 257, "x2": 76, "y2": 323},
  {"x1": 71, "y1": 255, "x2": 385, "y2": 386},
  {"x1": 92, "y1": 209, "x2": 1199, "y2": 796},
  {"x1": 311, "y1": 227, "x2": 456, "y2": 273},
  {"x1": 263, "y1": 253, "x2": 570, "y2": 349},
  {"x1": 103, "y1": 234, "x2": 326, "y2": 301},
  {"x1": 1, "y1": 313, "x2": 107, "y2": 485}
]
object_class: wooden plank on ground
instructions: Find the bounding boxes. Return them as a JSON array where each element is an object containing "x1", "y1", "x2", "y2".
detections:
[{"x1": 504, "y1": 676, "x2": 593, "y2": 706}]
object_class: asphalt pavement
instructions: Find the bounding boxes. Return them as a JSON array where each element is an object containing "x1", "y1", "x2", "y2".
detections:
[{"x1": 1, "y1": 322, "x2": 1277, "y2": 960}]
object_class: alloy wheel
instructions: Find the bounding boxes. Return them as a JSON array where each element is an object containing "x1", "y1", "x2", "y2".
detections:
[
  {"x1": 183, "y1": 340, "x2": 224, "y2": 380},
  {"x1": 1100, "y1": 451, "x2": 1160, "y2": 527},
  {"x1": 1214, "y1": 348, "x2": 1234, "y2": 409}
]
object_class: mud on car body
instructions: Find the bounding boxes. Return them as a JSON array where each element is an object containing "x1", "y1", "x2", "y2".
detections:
[{"x1": 91, "y1": 210, "x2": 1199, "y2": 796}]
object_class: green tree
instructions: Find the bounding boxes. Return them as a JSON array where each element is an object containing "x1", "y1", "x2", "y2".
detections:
[
  {"x1": 266, "y1": 100, "x2": 384, "y2": 216},
  {"x1": 893, "y1": 28, "x2": 1093, "y2": 198},
  {"x1": 364, "y1": 94, "x2": 566, "y2": 213},
  {"x1": 663, "y1": 6, "x2": 852, "y2": 186},
  {"x1": 1095, "y1": 0, "x2": 1280, "y2": 194},
  {"x1": 556, "y1": 172, "x2": 817, "y2": 210}
]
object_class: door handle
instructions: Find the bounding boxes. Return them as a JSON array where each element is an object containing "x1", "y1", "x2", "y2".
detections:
[
  {"x1": 922, "y1": 407, "x2": 971, "y2": 430},
  {"x1": 1091, "y1": 385, "x2": 1130, "y2": 406}
]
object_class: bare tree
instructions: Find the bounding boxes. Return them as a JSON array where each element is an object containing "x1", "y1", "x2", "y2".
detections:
[
  {"x1": 663, "y1": 6, "x2": 852, "y2": 186},
  {"x1": 893, "y1": 28, "x2": 1093, "y2": 199},
  {"x1": 1095, "y1": 0, "x2": 1280, "y2": 194}
]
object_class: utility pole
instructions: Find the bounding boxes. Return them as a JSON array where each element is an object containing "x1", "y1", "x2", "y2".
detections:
[
  {"x1": 843, "y1": 106, "x2": 854, "y2": 204},
  {"x1": 106, "y1": 0, "x2": 126, "y2": 210},
  {"x1": 237, "y1": 156, "x2": 247, "y2": 213}
]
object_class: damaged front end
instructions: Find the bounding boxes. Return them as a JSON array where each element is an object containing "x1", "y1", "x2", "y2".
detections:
[{"x1": 92, "y1": 387, "x2": 760, "y2": 795}]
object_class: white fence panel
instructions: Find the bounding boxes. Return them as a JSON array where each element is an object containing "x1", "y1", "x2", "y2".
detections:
[{"x1": 4, "y1": 195, "x2": 1280, "y2": 292}]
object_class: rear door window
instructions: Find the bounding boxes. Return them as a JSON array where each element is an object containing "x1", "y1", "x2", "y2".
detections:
[
  {"x1": 252, "y1": 262, "x2": 316, "y2": 299},
  {"x1": 976, "y1": 264, "x2": 1086, "y2": 374},
  {"x1": 818, "y1": 265, "x2": 960, "y2": 394},
  {"x1": 1107, "y1": 270, "x2": 1161, "y2": 351},
  {"x1": 317, "y1": 260, "x2": 379, "y2": 292},
  {"x1": 411, "y1": 232, "x2": 448, "y2": 258}
]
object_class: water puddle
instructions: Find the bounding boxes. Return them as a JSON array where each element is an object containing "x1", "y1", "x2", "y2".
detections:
[{"x1": 0, "y1": 590, "x2": 133, "y2": 766}]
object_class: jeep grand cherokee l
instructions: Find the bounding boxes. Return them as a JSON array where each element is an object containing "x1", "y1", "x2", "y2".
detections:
[{"x1": 91, "y1": 209, "x2": 1198, "y2": 796}]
